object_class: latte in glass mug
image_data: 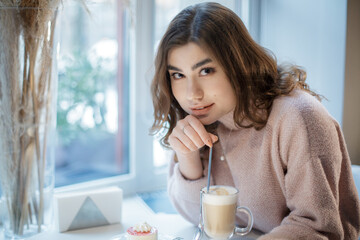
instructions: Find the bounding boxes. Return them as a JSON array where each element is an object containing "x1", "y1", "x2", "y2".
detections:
[{"x1": 201, "y1": 185, "x2": 253, "y2": 240}]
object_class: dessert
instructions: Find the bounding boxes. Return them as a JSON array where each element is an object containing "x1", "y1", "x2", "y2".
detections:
[{"x1": 126, "y1": 222, "x2": 158, "y2": 240}]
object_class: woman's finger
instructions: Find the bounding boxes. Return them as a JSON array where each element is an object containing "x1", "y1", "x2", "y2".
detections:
[
  {"x1": 172, "y1": 127, "x2": 199, "y2": 152},
  {"x1": 182, "y1": 124, "x2": 206, "y2": 148},
  {"x1": 210, "y1": 133, "x2": 218, "y2": 144},
  {"x1": 185, "y1": 115, "x2": 215, "y2": 147},
  {"x1": 168, "y1": 135, "x2": 191, "y2": 154}
]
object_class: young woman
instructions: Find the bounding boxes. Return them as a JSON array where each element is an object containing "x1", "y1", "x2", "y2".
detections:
[{"x1": 150, "y1": 2, "x2": 360, "y2": 239}]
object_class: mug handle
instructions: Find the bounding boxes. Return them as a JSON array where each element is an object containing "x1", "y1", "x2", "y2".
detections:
[{"x1": 234, "y1": 206, "x2": 254, "y2": 236}]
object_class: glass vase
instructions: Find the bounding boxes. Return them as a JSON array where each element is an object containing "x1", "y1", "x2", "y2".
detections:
[{"x1": 0, "y1": 3, "x2": 60, "y2": 239}]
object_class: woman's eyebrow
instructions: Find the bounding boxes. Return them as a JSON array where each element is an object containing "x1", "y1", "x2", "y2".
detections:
[
  {"x1": 167, "y1": 65, "x2": 181, "y2": 71},
  {"x1": 167, "y1": 58, "x2": 213, "y2": 72},
  {"x1": 191, "y1": 58, "x2": 212, "y2": 70}
]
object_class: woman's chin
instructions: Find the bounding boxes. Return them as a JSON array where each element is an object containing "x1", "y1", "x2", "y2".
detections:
[{"x1": 198, "y1": 117, "x2": 217, "y2": 126}]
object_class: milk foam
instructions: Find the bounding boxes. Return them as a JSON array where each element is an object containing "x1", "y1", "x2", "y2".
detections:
[{"x1": 202, "y1": 186, "x2": 238, "y2": 205}]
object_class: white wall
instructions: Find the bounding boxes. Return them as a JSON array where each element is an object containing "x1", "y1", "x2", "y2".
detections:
[{"x1": 258, "y1": 0, "x2": 347, "y2": 126}]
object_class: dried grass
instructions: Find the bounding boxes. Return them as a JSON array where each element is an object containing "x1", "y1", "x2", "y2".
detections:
[{"x1": 0, "y1": 0, "x2": 61, "y2": 235}]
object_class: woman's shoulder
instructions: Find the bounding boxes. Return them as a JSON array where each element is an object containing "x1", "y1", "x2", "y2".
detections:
[
  {"x1": 269, "y1": 89, "x2": 342, "y2": 157},
  {"x1": 269, "y1": 89, "x2": 336, "y2": 129},
  {"x1": 273, "y1": 89, "x2": 322, "y2": 110}
]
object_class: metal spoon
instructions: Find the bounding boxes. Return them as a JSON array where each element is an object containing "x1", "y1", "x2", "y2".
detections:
[
  {"x1": 193, "y1": 222, "x2": 203, "y2": 240},
  {"x1": 193, "y1": 190, "x2": 204, "y2": 240}
]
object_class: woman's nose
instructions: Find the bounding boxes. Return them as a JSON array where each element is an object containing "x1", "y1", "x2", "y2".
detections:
[{"x1": 186, "y1": 78, "x2": 203, "y2": 101}]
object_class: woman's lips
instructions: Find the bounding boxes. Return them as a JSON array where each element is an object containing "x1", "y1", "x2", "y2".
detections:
[{"x1": 190, "y1": 103, "x2": 214, "y2": 116}]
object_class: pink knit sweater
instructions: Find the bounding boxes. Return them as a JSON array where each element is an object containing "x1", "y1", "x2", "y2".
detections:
[{"x1": 167, "y1": 90, "x2": 360, "y2": 239}]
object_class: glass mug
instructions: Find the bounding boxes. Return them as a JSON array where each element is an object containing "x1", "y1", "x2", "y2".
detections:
[{"x1": 200, "y1": 185, "x2": 253, "y2": 240}]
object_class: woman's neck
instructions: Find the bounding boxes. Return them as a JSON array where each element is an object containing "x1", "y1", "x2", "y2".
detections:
[{"x1": 218, "y1": 110, "x2": 239, "y2": 130}]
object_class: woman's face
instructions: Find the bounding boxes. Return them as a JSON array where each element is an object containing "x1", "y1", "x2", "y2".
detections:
[{"x1": 168, "y1": 42, "x2": 236, "y2": 125}]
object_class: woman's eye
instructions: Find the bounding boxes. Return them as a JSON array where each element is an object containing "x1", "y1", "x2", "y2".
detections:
[
  {"x1": 171, "y1": 72, "x2": 184, "y2": 79},
  {"x1": 200, "y1": 67, "x2": 214, "y2": 76}
]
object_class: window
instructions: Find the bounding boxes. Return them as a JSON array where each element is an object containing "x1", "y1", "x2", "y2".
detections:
[{"x1": 56, "y1": 0, "x2": 129, "y2": 187}]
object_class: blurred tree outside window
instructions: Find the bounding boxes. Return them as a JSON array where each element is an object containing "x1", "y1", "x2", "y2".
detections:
[{"x1": 56, "y1": 0, "x2": 129, "y2": 187}]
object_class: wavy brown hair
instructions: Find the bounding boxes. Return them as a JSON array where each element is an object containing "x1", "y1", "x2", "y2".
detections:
[{"x1": 150, "y1": 2, "x2": 321, "y2": 147}]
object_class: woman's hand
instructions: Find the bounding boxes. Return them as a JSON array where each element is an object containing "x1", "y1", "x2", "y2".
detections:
[{"x1": 168, "y1": 115, "x2": 218, "y2": 180}]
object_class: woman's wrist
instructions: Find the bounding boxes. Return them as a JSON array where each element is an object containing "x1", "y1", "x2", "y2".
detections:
[{"x1": 177, "y1": 151, "x2": 203, "y2": 180}]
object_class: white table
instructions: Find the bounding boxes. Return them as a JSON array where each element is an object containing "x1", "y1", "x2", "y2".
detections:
[{"x1": 25, "y1": 195, "x2": 261, "y2": 240}]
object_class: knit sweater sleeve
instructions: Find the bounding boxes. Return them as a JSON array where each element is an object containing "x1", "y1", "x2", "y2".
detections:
[
  {"x1": 167, "y1": 151, "x2": 213, "y2": 225},
  {"x1": 259, "y1": 94, "x2": 360, "y2": 240}
]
